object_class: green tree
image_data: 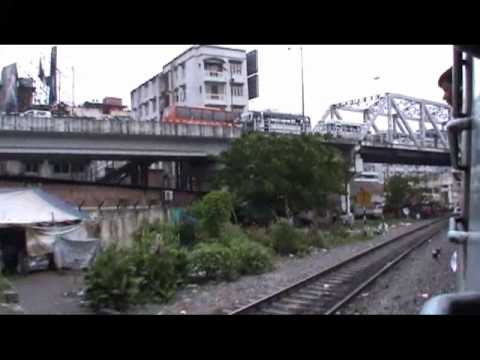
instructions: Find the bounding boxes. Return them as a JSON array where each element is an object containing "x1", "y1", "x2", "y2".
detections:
[
  {"x1": 385, "y1": 174, "x2": 425, "y2": 216},
  {"x1": 216, "y1": 133, "x2": 346, "y2": 221}
]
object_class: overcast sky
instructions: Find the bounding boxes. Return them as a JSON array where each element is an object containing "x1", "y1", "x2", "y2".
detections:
[{"x1": 0, "y1": 45, "x2": 452, "y2": 127}]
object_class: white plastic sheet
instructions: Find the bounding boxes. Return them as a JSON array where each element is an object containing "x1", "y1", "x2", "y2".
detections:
[
  {"x1": 0, "y1": 188, "x2": 88, "y2": 224},
  {"x1": 25, "y1": 228, "x2": 56, "y2": 257},
  {"x1": 25, "y1": 224, "x2": 82, "y2": 257},
  {"x1": 53, "y1": 227, "x2": 99, "y2": 270}
]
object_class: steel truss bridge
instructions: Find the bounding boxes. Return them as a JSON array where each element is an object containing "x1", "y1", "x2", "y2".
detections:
[
  {"x1": 316, "y1": 93, "x2": 451, "y2": 149},
  {"x1": 314, "y1": 93, "x2": 451, "y2": 166}
]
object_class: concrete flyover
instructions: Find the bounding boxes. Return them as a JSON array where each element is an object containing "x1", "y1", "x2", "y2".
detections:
[
  {"x1": 0, "y1": 116, "x2": 241, "y2": 161},
  {"x1": 0, "y1": 115, "x2": 450, "y2": 167}
]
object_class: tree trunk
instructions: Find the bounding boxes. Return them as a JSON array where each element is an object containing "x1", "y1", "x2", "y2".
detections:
[{"x1": 285, "y1": 198, "x2": 294, "y2": 225}]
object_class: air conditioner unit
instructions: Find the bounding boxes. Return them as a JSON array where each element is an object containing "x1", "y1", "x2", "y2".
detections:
[{"x1": 164, "y1": 190, "x2": 174, "y2": 202}]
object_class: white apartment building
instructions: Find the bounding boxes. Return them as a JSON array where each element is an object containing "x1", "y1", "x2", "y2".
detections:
[{"x1": 131, "y1": 45, "x2": 251, "y2": 122}]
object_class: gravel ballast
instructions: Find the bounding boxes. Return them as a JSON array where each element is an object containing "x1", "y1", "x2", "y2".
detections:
[{"x1": 339, "y1": 224, "x2": 456, "y2": 315}]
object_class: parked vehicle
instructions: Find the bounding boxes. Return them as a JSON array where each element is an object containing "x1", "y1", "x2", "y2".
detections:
[{"x1": 21, "y1": 109, "x2": 52, "y2": 118}]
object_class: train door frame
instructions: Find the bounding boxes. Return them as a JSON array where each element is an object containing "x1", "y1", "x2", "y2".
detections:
[{"x1": 421, "y1": 45, "x2": 480, "y2": 314}]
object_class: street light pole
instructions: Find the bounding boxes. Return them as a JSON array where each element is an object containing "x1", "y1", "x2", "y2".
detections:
[
  {"x1": 300, "y1": 46, "x2": 305, "y2": 118},
  {"x1": 288, "y1": 46, "x2": 305, "y2": 117}
]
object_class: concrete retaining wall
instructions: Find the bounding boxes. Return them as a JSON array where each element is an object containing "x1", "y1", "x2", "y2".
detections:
[{"x1": 82, "y1": 206, "x2": 178, "y2": 248}]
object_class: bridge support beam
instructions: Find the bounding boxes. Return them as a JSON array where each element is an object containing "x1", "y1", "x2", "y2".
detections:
[
  {"x1": 173, "y1": 159, "x2": 219, "y2": 192},
  {"x1": 126, "y1": 162, "x2": 151, "y2": 188}
]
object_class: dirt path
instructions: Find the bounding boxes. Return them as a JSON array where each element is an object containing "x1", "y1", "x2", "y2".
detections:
[{"x1": 8, "y1": 271, "x2": 91, "y2": 314}]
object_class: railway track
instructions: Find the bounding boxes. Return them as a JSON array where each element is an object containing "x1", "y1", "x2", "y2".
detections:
[{"x1": 229, "y1": 218, "x2": 448, "y2": 315}]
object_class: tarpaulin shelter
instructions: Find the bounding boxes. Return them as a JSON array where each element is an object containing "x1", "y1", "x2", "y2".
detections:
[
  {"x1": 0, "y1": 188, "x2": 88, "y2": 225},
  {"x1": 0, "y1": 188, "x2": 97, "y2": 273}
]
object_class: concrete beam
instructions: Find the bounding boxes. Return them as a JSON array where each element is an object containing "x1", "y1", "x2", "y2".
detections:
[
  {"x1": 0, "y1": 131, "x2": 233, "y2": 160},
  {"x1": 360, "y1": 146, "x2": 451, "y2": 166}
]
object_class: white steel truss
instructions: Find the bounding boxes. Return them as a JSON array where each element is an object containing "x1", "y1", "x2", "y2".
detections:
[{"x1": 315, "y1": 93, "x2": 452, "y2": 150}]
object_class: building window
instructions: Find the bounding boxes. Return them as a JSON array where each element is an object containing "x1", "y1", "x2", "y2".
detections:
[
  {"x1": 179, "y1": 63, "x2": 185, "y2": 80},
  {"x1": 232, "y1": 85, "x2": 243, "y2": 97},
  {"x1": 25, "y1": 162, "x2": 39, "y2": 173},
  {"x1": 139, "y1": 106, "x2": 143, "y2": 118},
  {"x1": 205, "y1": 83, "x2": 225, "y2": 100},
  {"x1": 180, "y1": 86, "x2": 186, "y2": 102},
  {"x1": 199, "y1": 86, "x2": 202, "y2": 94},
  {"x1": 205, "y1": 62, "x2": 223, "y2": 72},
  {"x1": 145, "y1": 103, "x2": 149, "y2": 116},
  {"x1": 53, "y1": 162, "x2": 70, "y2": 174},
  {"x1": 175, "y1": 89, "x2": 179, "y2": 102},
  {"x1": 144, "y1": 83, "x2": 149, "y2": 100},
  {"x1": 209, "y1": 84, "x2": 220, "y2": 94},
  {"x1": 152, "y1": 98, "x2": 157, "y2": 113},
  {"x1": 71, "y1": 164, "x2": 84, "y2": 173},
  {"x1": 230, "y1": 61, "x2": 242, "y2": 75}
]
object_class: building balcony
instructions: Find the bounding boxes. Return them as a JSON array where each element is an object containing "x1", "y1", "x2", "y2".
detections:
[
  {"x1": 231, "y1": 96, "x2": 248, "y2": 106},
  {"x1": 230, "y1": 73, "x2": 245, "y2": 84},
  {"x1": 204, "y1": 70, "x2": 226, "y2": 82},
  {"x1": 204, "y1": 93, "x2": 226, "y2": 105}
]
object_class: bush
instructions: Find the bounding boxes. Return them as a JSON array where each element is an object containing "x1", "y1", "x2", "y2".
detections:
[
  {"x1": 133, "y1": 221, "x2": 179, "y2": 248},
  {"x1": 178, "y1": 219, "x2": 197, "y2": 248},
  {"x1": 331, "y1": 226, "x2": 350, "y2": 239},
  {"x1": 84, "y1": 245, "x2": 143, "y2": 312},
  {"x1": 270, "y1": 220, "x2": 310, "y2": 256},
  {"x1": 85, "y1": 233, "x2": 187, "y2": 312},
  {"x1": 230, "y1": 238, "x2": 273, "y2": 275},
  {"x1": 220, "y1": 223, "x2": 273, "y2": 275},
  {"x1": 245, "y1": 227, "x2": 274, "y2": 249},
  {"x1": 219, "y1": 223, "x2": 249, "y2": 244},
  {"x1": 188, "y1": 243, "x2": 238, "y2": 281},
  {"x1": 169, "y1": 246, "x2": 190, "y2": 282},
  {"x1": 130, "y1": 237, "x2": 181, "y2": 302},
  {"x1": 321, "y1": 228, "x2": 358, "y2": 248},
  {"x1": 305, "y1": 229, "x2": 326, "y2": 249},
  {"x1": 194, "y1": 191, "x2": 234, "y2": 238}
]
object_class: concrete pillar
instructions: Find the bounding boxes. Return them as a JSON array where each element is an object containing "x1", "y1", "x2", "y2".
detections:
[
  {"x1": 6, "y1": 161, "x2": 23, "y2": 175},
  {"x1": 175, "y1": 161, "x2": 182, "y2": 190},
  {"x1": 141, "y1": 164, "x2": 149, "y2": 187},
  {"x1": 131, "y1": 165, "x2": 139, "y2": 186},
  {"x1": 39, "y1": 160, "x2": 52, "y2": 178},
  {"x1": 346, "y1": 182, "x2": 352, "y2": 216}
]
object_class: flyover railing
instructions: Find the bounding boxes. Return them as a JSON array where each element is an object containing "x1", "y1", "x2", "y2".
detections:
[{"x1": 0, "y1": 115, "x2": 242, "y2": 139}]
